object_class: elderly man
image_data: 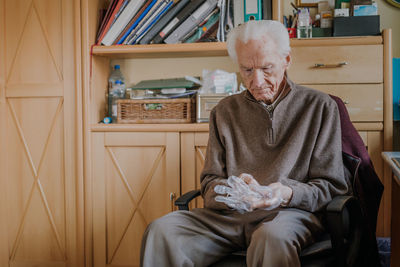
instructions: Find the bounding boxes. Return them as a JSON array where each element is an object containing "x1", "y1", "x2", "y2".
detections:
[{"x1": 140, "y1": 20, "x2": 348, "y2": 267}]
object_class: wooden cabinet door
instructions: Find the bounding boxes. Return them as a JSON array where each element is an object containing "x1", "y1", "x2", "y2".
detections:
[
  {"x1": 0, "y1": 1, "x2": 81, "y2": 266},
  {"x1": 92, "y1": 132, "x2": 180, "y2": 267},
  {"x1": 181, "y1": 132, "x2": 209, "y2": 209},
  {"x1": 365, "y1": 131, "x2": 386, "y2": 237}
]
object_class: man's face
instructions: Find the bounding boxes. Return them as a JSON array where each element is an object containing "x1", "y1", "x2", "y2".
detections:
[{"x1": 236, "y1": 38, "x2": 290, "y2": 103}]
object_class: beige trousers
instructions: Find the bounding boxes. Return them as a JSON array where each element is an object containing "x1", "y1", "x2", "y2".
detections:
[{"x1": 140, "y1": 208, "x2": 323, "y2": 267}]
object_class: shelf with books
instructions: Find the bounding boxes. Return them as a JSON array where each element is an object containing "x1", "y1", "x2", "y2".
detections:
[
  {"x1": 91, "y1": 42, "x2": 228, "y2": 58},
  {"x1": 91, "y1": 34, "x2": 382, "y2": 59}
]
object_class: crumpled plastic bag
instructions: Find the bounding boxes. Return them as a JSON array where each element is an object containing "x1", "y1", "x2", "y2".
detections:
[
  {"x1": 214, "y1": 174, "x2": 283, "y2": 213},
  {"x1": 199, "y1": 69, "x2": 237, "y2": 94}
]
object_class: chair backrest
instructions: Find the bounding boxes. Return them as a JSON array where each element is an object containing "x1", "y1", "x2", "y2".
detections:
[{"x1": 340, "y1": 152, "x2": 363, "y2": 267}]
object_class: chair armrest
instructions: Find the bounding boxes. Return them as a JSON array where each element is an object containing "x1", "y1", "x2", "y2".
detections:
[
  {"x1": 325, "y1": 195, "x2": 362, "y2": 267},
  {"x1": 174, "y1": 190, "x2": 201, "y2": 210}
]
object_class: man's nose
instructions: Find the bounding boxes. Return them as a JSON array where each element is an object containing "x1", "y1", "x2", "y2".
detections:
[{"x1": 252, "y1": 69, "x2": 264, "y2": 87}]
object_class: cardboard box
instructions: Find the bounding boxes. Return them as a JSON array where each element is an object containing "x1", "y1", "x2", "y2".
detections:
[
  {"x1": 333, "y1": 15, "x2": 380, "y2": 36},
  {"x1": 197, "y1": 94, "x2": 229, "y2": 122}
]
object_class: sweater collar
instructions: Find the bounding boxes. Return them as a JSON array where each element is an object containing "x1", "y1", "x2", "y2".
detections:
[{"x1": 243, "y1": 75, "x2": 294, "y2": 109}]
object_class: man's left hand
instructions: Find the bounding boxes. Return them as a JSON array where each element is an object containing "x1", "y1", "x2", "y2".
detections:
[{"x1": 246, "y1": 181, "x2": 293, "y2": 210}]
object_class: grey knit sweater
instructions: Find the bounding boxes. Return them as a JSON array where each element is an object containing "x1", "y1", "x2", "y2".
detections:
[{"x1": 200, "y1": 78, "x2": 348, "y2": 213}]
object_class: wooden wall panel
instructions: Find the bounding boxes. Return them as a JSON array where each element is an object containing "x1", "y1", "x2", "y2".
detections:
[{"x1": 0, "y1": 0, "x2": 82, "y2": 266}]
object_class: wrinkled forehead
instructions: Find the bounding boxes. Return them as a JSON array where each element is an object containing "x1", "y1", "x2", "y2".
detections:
[{"x1": 235, "y1": 38, "x2": 284, "y2": 64}]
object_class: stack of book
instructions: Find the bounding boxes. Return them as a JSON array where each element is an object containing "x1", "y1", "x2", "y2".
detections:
[
  {"x1": 96, "y1": 0, "x2": 273, "y2": 45},
  {"x1": 128, "y1": 77, "x2": 200, "y2": 99}
]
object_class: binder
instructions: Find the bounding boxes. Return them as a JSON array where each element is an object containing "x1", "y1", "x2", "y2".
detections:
[
  {"x1": 139, "y1": 0, "x2": 191, "y2": 44},
  {"x1": 133, "y1": 0, "x2": 174, "y2": 44},
  {"x1": 182, "y1": 9, "x2": 218, "y2": 42},
  {"x1": 96, "y1": 0, "x2": 120, "y2": 43},
  {"x1": 262, "y1": 0, "x2": 272, "y2": 20},
  {"x1": 217, "y1": 0, "x2": 226, "y2": 41},
  {"x1": 217, "y1": 0, "x2": 233, "y2": 42},
  {"x1": 164, "y1": 0, "x2": 218, "y2": 44},
  {"x1": 123, "y1": 0, "x2": 164, "y2": 44},
  {"x1": 244, "y1": 0, "x2": 262, "y2": 21},
  {"x1": 101, "y1": 0, "x2": 147, "y2": 45},
  {"x1": 233, "y1": 0, "x2": 244, "y2": 27},
  {"x1": 184, "y1": 11, "x2": 220, "y2": 43},
  {"x1": 114, "y1": 0, "x2": 156, "y2": 44},
  {"x1": 152, "y1": 0, "x2": 205, "y2": 44}
]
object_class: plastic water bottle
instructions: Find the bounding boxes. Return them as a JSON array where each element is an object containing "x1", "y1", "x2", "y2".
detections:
[
  {"x1": 108, "y1": 80, "x2": 125, "y2": 122},
  {"x1": 108, "y1": 65, "x2": 125, "y2": 91},
  {"x1": 297, "y1": 9, "x2": 312, "y2": 39},
  {"x1": 107, "y1": 65, "x2": 125, "y2": 122}
]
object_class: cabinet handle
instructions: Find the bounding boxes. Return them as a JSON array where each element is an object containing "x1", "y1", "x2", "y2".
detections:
[
  {"x1": 170, "y1": 192, "x2": 176, "y2": 211},
  {"x1": 313, "y1": 62, "x2": 348, "y2": 68}
]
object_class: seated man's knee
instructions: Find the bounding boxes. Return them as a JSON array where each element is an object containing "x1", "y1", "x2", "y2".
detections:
[
  {"x1": 252, "y1": 223, "x2": 299, "y2": 250},
  {"x1": 145, "y1": 211, "x2": 188, "y2": 238}
]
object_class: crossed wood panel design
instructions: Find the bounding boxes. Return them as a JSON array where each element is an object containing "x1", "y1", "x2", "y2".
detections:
[
  {"x1": 7, "y1": 98, "x2": 65, "y2": 260},
  {"x1": 106, "y1": 146, "x2": 166, "y2": 264},
  {"x1": 196, "y1": 146, "x2": 206, "y2": 165},
  {"x1": 4, "y1": 0, "x2": 65, "y2": 261},
  {"x1": 6, "y1": 0, "x2": 63, "y2": 85}
]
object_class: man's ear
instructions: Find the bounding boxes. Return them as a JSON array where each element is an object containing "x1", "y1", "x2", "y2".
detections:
[{"x1": 284, "y1": 54, "x2": 292, "y2": 69}]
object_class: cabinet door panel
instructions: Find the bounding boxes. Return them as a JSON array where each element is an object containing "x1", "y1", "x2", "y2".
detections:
[
  {"x1": 0, "y1": 0, "x2": 80, "y2": 266},
  {"x1": 181, "y1": 133, "x2": 209, "y2": 209},
  {"x1": 366, "y1": 131, "x2": 386, "y2": 237},
  {"x1": 93, "y1": 132, "x2": 180, "y2": 267}
]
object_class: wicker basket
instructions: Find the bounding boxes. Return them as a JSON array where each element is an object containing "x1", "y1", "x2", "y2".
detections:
[{"x1": 117, "y1": 98, "x2": 195, "y2": 123}]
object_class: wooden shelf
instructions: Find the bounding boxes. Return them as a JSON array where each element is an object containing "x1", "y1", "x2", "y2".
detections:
[
  {"x1": 91, "y1": 42, "x2": 228, "y2": 58},
  {"x1": 91, "y1": 35, "x2": 383, "y2": 59},
  {"x1": 290, "y1": 35, "x2": 382, "y2": 46},
  {"x1": 91, "y1": 123, "x2": 210, "y2": 132}
]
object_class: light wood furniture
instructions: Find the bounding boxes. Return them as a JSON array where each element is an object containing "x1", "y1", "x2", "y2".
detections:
[
  {"x1": 81, "y1": 1, "x2": 392, "y2": 267},
  {"x1": 382, "y1": 152, "x2": 400, "y2": 267},
  {"x1": 92, "y1": 131, "x2": 180, "y2": 266},
  {"x1": 0, "y1": 0, "x2": 84, "y2": 267}
]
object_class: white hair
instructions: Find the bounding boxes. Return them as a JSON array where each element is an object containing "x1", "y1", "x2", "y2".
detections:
[{"x1": 226, "y1": 20, "x2": 291, "y2": 62}]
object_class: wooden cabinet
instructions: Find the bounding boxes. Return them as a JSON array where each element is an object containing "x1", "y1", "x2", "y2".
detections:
[
  {"x1": 0, "y1": 0, "x2": 83, "y2": 266},
  {"x1": 91, "y1": 131, "x2": 180, "y2": 267}
]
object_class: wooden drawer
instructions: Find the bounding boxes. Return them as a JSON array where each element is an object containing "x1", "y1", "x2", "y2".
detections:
[
  {"x1": 289, "y1": 45, "x2": 383, "y2": 84},
  {"x1": 304, "y1": 84, "x2": 383, "y2": 122}
]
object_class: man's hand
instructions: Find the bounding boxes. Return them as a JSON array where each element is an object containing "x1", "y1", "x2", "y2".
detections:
[
  {"x1": 250, "y1": 182, "x2": 293, "y2": 209},
  {"x1": 214, "y1": 174, "x2": 293, "y2": 212},
  {"x1": 239, "y1": 174, "x2": 293, "y2": 209}
]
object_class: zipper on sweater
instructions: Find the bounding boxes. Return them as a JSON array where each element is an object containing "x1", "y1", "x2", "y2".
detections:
[
  {"x1": 265, "y1": 104, "x2": 274, "y2": 120},
  {"x1": 259, "y1": 102, "x2": 275, "y2": 144},
  {"x1": 260, "y1": 102, "x2": 274, "y2": 120}
]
